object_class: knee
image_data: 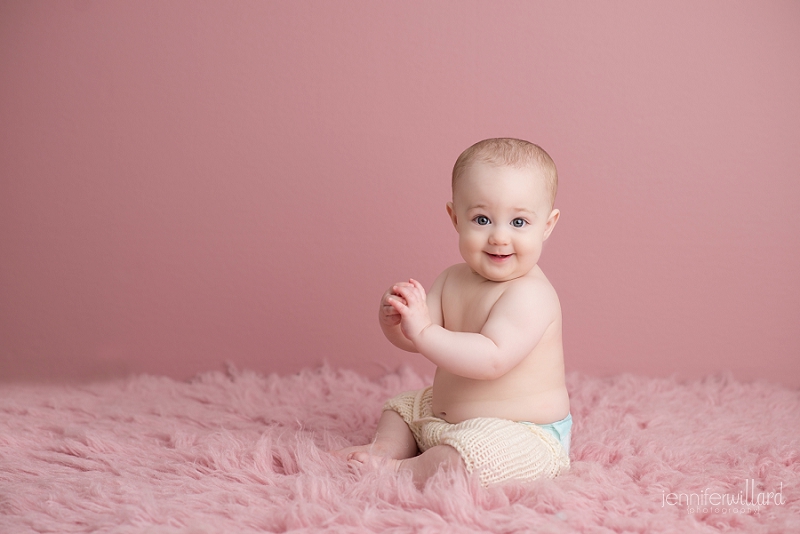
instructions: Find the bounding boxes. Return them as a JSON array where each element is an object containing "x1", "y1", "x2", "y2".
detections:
[
  {"x1": 427, "y1": 444, "x2": 464, "y2": 469},
  {"x1": 400, "y1": 444, "x2": 465, "y2": 488}
]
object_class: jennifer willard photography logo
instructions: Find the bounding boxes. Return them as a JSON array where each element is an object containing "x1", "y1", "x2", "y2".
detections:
[{"x1": 661, "y1": 479, "x2": 786, "y2": 515}]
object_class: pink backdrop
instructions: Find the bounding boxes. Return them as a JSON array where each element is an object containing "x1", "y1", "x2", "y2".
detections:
[{"x1": 1, "y1": 1, "x2": 798, "y2": 386}]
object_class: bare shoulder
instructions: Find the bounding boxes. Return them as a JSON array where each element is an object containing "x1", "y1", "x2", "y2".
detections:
[
  {"x1": 443, "y1": 262, "x2": 472, "y2": 278},
  {"x1": 497, "y1": 268, "x2": 561, "y2": 316},
  {"x1": 436, "y1": 263, "x2": 471, "y2": 289}
]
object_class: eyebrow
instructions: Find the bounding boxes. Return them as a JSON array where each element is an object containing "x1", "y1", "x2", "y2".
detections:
[
  {"x1": 512, "y1": 208, "x2": 537, "y2": 215},
  {"x1": 468, "y1": 203, "x2": 537, "y2": 215}
]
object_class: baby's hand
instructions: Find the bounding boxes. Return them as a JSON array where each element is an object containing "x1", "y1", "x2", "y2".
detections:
[
  {"x1": 387, "y1": 279, "x2": 432, "y2": 341},
  {"x1": 379, "y1": 283, "x2": 410, "y2": 328}
]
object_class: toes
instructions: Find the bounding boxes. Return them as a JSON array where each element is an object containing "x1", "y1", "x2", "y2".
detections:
[{"x1": 347, "y1": 451, "x2": 370, "y2": 464}]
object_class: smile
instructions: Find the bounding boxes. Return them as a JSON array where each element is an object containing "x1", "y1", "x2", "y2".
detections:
[{"x1": 486, "y1": 253, "x2": 513, "y2": 262}]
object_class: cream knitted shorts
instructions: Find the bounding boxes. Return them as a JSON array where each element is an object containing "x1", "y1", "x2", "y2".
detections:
[{"x1": 384, "y1": 387, "x2": 570, "y2": 486}]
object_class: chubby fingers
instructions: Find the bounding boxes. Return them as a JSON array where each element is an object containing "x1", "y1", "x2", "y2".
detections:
[
  {"x1": 385, "y1": 299, "x2": 405, "y2": 316},
  {"x1": 383, "y1": 282, "x2": 405, "y2": 302},
  {"x1": 392, "y1": 280, "x2": 426, "y2": 306},
  {"x1": 383, "y1": 293, "x2": 406, "y2": 308},
  {"x1": 380, "y1": 290, "x2": 405, "y2": 326},
  {"x1": 391, "y1": 281, "x2": 413, "y2": 294},
  {"x1": 408, "y1": 279, "x2": 426, "y2": 298}
]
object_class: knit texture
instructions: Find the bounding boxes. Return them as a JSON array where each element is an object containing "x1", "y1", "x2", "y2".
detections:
[{"x1": 384, "y1": 387, "x2": 570, "y2": 485}]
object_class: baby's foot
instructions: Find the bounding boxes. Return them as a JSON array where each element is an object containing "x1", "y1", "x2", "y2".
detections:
[
  {"x1": 330, "y1": 443, "x2": 405, "y2": 476},
  {"x1": 330, "y1": 442, "x2": 395, "y2": 462},
  {"x1": 347, "y1": 450, "x2": 402, "y2": 472}
]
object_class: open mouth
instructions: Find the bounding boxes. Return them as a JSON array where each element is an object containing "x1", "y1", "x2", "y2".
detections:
[{"x1": 486, "y1": 253, "x2": 512, "y2": 261}]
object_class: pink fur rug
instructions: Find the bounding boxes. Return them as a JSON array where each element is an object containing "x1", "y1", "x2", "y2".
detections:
[{"x1": 0, "y1": 365, "x2": 797, "y2": 533}]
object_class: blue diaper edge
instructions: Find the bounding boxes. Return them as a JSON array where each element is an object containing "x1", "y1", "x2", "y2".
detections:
[{"x1": 520, "y1": 413, "x2": 572, "y2": 456}]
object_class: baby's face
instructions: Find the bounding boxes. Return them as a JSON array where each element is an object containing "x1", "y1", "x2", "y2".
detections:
[{"x1": 447, "y1": 163, "x2": 559, "y2": 282}]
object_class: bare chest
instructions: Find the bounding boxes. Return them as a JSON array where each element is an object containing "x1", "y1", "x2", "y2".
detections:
[{"x1": 440, "y1": 271, "x2": 507, "y2": 334}]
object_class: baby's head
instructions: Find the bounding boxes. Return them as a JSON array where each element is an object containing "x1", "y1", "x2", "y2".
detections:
[
  {"x1": 452, "y1": 138, "x2": 558, "y2": 208},
  {"x1": 447, "y1": 138, "x2": 561, "y2": 282}
]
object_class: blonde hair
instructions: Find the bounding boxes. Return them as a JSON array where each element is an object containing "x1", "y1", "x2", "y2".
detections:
[{"x1": 452, "y1": 138, "x2": 558, "y2": 207}]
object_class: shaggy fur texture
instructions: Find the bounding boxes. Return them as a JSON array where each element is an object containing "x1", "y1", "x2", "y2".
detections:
[{"x1": 0, "y1": 365, "x2": 797, "y2": 533}]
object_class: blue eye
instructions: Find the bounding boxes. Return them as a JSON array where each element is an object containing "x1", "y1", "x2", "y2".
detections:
[
  {"x1": 474, "y1": 215, "x2": 490, "y2": 226},
  {"x1": 511, "y1": 218, "x2": 527, "y2": 228}
]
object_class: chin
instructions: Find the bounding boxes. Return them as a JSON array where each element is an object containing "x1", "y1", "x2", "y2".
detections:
[{"x1": 478, "y1": 270, "x2": 519, "y2": 283}]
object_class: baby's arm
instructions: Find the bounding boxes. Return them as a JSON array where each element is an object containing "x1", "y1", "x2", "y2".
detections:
[
  {"x1": 390, "y1": 279, "x2": 557, "y2": 380},
  {"x1": 379, "y1": 273, "x2": 445, "y2": 353}
]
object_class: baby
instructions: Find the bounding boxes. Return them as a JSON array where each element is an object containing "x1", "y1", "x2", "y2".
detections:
[{"x1": 336, "y1": 138, "x2": 571, "y2": 487}]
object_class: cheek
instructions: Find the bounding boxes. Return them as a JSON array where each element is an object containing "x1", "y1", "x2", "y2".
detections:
[
  {"x1": 459, "y1": 230, "x2": 485, "y2": 251},
  {"x1": 514, "y1": 236, "x2": 541, "y2": 256}
]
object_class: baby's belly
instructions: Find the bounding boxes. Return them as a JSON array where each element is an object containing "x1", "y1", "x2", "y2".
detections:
[{"x1": 431, "y1": 370, "x2": 570, "y2": 425}]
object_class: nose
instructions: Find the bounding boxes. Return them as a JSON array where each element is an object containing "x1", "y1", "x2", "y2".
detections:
[{"x1": 488, "y1": 226, "x2": 510, "y2": 246}]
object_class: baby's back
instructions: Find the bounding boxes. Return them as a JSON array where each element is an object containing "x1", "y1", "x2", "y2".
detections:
[{"x1": 431, "y1": 263, "x2": 569, "y2": 424}]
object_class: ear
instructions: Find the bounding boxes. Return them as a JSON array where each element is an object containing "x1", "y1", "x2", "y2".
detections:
[
  {"x1": 446, "y1": 202, "x2": 459, "y2": 231},
  {"x1": 542, "y1": 209, "x2": 560, "y2": 241}
]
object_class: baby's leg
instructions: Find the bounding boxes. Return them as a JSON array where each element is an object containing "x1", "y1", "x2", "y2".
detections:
[
  {"x1": 331, "y1": 410, "x2": 418, "y2": 461},
  {"x1": 395, "y1": 444, "x2": 464, "y2": 488},
  {"x1": 332, "y1": 400, "x2": 466, "y2": 487}
]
